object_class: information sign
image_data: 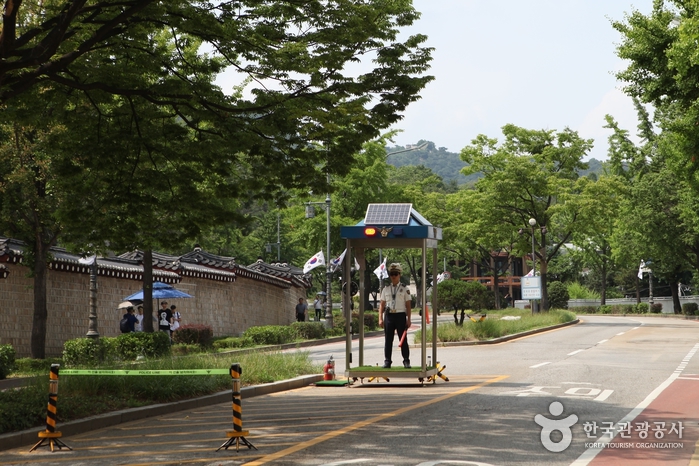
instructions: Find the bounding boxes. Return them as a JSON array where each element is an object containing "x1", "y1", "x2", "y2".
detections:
[{"x1": 521, "y1": 276, "x2": 542, "y2": 300}]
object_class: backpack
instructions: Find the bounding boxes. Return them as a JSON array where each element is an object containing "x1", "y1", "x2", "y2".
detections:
[{"x1": 120, "y1": 316, "x2": 130, "y2": 333}]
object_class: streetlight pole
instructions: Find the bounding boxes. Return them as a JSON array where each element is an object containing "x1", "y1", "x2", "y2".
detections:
[
  {"x1": 304, "y1": 172, "x2": 334, "y2": 328},
  {"x1": 265, "y1": 212, "x2": 281, "y2": 262}
]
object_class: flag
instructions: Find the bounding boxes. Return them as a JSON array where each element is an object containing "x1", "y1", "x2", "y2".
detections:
[
  {"x1": 354, "y1": 257, "x2": 360, "y2": 270},
  {"x1": 524, "y1": 268, "x2": 534, "y2": 277},
  {"x1": 638, "y1": 260, "x2": 645, "y2": 279},
  {"x1": 373, "y1": 257, "x2": 388, "y2": 281},
  {"x1": 329, "y1": 248, "x2": 347, "y2": 272},
  {"x1": 303, "y1": 251, "x2": 325, "y2": 274},
  {"x1": 78, "y1": 255, "x2": 96, "y2": 266}
]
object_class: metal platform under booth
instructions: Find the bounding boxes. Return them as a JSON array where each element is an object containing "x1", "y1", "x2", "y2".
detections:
[{"x1": 340, "y1": 203, "x2": 442, "y2": 384}]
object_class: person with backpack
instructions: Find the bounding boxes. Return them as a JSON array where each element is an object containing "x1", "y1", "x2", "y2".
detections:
[{"x1": 120, "y1": 306, "x2": 138, "y2": 333}]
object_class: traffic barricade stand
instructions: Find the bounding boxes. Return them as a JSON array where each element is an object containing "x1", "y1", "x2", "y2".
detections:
[
  {"x1": 217, "y1": 363, "x2": 257, "y2": 452},
  {"x1": 29, "y1": 364, "x2": 72, "y2": 452},
  {"x1": 427, "y1": 362, "x2": 449, "y2": 383}
]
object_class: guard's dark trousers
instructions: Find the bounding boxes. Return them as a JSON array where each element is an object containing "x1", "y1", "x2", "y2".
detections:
[{"x1": 384, "y1": 311, "x2": 410, "y2": 366}]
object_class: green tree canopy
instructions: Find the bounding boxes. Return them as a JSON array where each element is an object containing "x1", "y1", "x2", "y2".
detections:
[{"x1": 460, "y1": 124, "x2": 593, "y2": 310}]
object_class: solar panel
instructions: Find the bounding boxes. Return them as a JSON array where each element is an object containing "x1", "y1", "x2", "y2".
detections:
[{"x1": 364, "y1": 203, "x2": 412, "y2": 225}]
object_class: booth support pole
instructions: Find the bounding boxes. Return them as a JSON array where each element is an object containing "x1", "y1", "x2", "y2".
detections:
[{"x1": 432, "y1": 247, "x2": 438, "y2": 367}]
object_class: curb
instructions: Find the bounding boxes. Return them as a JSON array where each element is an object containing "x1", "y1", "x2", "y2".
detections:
[
  {"x1": 412, "y1": 318, "x2": 581, "y2": 348},
  {"x1": 0, "y1": 374, "x2": 323, "y2": 452}
]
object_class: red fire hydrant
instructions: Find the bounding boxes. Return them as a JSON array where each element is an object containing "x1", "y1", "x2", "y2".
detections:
[{"x1": 323, "y1": 356, "x2": 335, "y2": 381}]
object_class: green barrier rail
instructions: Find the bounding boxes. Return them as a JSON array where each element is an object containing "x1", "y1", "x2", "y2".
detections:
[{"x1": 60, "y1": 369, "x2": 230, "y2": 376}]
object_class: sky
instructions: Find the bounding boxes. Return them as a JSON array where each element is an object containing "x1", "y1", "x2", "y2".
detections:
[{"x1": 386, "y1": 0, "x2": 655, "y2": 160}]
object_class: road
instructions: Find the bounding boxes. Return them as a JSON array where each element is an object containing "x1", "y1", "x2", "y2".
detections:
[{"x1": 3, "y1": 315, "x2": 699, "y2": 465}]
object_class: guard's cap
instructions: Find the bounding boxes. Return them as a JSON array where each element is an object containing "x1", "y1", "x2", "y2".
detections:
[{"x1": 388, "y1": 263, "x2": 402, "y2": 274}]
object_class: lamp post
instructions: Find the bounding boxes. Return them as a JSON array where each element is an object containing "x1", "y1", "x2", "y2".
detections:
[
  {"x1": 265, "y1": 212, "x2": 281, "y2": 262},
  {"x1": 519, "y1": 218, "x2": 545, "y2": 313},
  {"x1": 304, "y1": 173, "x2": 333, "y2": 328}
]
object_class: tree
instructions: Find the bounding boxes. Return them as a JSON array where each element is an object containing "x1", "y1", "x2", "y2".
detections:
[
  {"x1": 437, "y1": 279, "x2": 471, "y2": 325},
  {"x1": 613, "y1": 168, "x2": 692, "y2": 313},
  {"x1": 460, "y1": 124, "x2": 593, "y2": 311},
  {"x1": 567, "y1": 175, "x2": 626, "y2": 305},
  {"x1": 0, "y1": 1, "x2": 433, "y2": 357}
]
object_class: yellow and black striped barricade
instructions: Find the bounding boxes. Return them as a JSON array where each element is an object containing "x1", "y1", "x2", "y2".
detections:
[
  {"x1": 217, "y1": 363, "x2": 257, "y2": 452},
  {"x1": 29, "y1": 364, "x2": 72, "y2": 452}
]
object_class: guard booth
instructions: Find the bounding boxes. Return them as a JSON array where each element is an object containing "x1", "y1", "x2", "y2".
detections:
[{"x1": 340, "y1": 203, "x2": 442, "y2": 383}]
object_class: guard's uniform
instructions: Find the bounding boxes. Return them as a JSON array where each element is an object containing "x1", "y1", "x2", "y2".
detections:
[{"x1": 380, "y1": 283, "x2": 411, "y2": 366}]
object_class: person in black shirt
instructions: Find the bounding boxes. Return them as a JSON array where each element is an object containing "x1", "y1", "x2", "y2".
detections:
[{"x1": 158, "y1": 301, "x2": 173, "y2": 337}]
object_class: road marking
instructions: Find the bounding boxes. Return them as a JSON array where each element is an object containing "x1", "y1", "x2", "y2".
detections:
[
  {"x1": 567, "y1": 349, "x2": 584, "y2": 356},
  {"x1": 244, "y1": 375, "x2": 509, "y2": 466},
  {"x1": 572, "y1": 342, "x2": 699, "y2": 465},
  {"x1": 597, "y1": 339, "x2": 608, "y2": 344},
  {"x1": 616, "y1": 332, "x2": 625, "y2": 336},
  {"x1": 530, "y1": 362, "x2": 551, "y2": 368},
  {"x1": 594, "y1": 389, "x2": 614, "y2": 401}
]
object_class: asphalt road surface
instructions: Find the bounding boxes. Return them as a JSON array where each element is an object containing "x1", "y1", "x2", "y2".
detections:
[{"x1": 3, "y1": 314, "x2": 699, "y2": 465}]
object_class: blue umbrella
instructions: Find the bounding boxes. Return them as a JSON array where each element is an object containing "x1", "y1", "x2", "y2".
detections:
[{"x1": 124, "y1": 281, "x2": 193, "y2": 301}]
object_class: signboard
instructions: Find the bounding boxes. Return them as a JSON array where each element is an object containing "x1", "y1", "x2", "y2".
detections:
[
  {"x1": 442, "y1": 271, "x2": 451, "y2": 280},
  {"x1": 521, "y1": 276, "x2": 542, "y2": 300}
]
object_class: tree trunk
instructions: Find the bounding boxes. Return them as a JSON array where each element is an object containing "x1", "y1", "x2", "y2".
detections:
[
  {"x1": 600, "y1": 262, "x2": 607, "y2": 306},
  {"x1": 31, "y1": 241, "x2": 49, "y2": 359},
  {"x1": 539, "y1": 232, "x2": 549, "y2": 311},
  {"x1": 670, "y1": 276, "x2": 682, "y2": 314},
  {"x1": 142, "y1": 249, "x2": 154, "y2": 332}
]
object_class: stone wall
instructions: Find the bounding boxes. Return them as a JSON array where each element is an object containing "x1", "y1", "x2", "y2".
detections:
[{"x1": 0, "y1": 262, "x2": 305, "y2": 358}]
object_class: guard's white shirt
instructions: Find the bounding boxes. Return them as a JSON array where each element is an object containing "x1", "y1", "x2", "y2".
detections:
[{"x1": 380, "y1": 283, "x2": 410, "y2": 313}]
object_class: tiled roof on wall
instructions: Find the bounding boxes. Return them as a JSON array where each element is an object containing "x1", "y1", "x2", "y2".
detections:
[
  {"x1": 0, "y1": 237, "x2": 24, "y2": 264},
  {"x1": 0, "y1": 236, "x2": 309, "y2": 289},
  {"x1": 248, "y1": 259, "x2": 312, "y2": 288}
]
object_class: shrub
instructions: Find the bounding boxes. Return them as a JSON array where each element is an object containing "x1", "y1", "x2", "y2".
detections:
[
  {"x1": 243, "y1": 325, "x2": 297, "y2": 345},
  {"x1": 682, "y1": 302, "x2": 698, "y2": 316},
  {"x1": 291, "y1": 322, "x2": 326, "y2": 340},
  {"x1": 114, "y1": 332, "x2": 171, "y2": 360},
  {"x1": 63, "y1": 338, "x2": 110, "y2": 366},
  {"x1": 172, "y1": 324, "x2": 213, "y2": 347},
  {"x1": 567, "y1": 282, "x2": 600, "y2": 299},
  {"x1": 212, "y1": 336, "x2": 253, "y2": 350},
  {"x1": 598, "y1": 305, "x2": 612, "y2": 314},
  {"x1": 610, "y1": 304, "x2": 635, "y2": 314},
  {"x1": 636, "y1": 303, "x2": 649, "y2": 313},
  {"x1": 573, "y1": 306, "x2": 598, "y2": 314},
  {"x1": 650, "y1": 303, "x2": 663, "y2": 313},
  {"x1": 362, "y1": 312, "x2": 379, "y2": 330},
  {"x1": 0, "y1": 344, "x2": 16, "y2": 379},
  {"x1": 547, "y1": 281, "x2": 569, "y2": 309}
]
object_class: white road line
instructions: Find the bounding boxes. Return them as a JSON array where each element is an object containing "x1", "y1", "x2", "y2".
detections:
[
  {"x1": 572, "y1": 342, "x2": 699, "y2": 465},
  {"x1": 567, "y1": 349, "x2": 585, "y2": 356},
  {"x1": 597, "y1": 339, "x2": 608, "y2": 344},
  {"x1": 616, "y1": 332, "x2": 625, "y2": 336},
  {"x1": 530, "y1": 362, "x2": 551, "y2": 368},
  {"x1": 594, "y1": 389, "x2": 614, "y2": 402},
  {"x1": 632, "y1": 327, "x2": 640, "y2": 330}
]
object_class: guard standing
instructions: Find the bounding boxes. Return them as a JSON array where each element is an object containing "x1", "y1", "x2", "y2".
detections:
[{"x1": 378, "y1": 263, "x2": 412, "y2": 368}]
